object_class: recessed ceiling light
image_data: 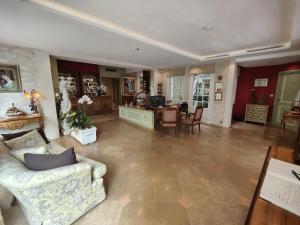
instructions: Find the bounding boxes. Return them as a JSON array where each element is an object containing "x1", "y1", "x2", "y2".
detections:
[
  {"x1": 202, "y1": 25, "x2": 215, "y2": 32},
  {"x1": 51, "y1": 48, "x2": 63, "y2": 53}
]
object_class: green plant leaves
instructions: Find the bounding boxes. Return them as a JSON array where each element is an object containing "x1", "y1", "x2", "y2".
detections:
[{"x1": 66, "y1": 110, "x2": 93, "y2": 130}]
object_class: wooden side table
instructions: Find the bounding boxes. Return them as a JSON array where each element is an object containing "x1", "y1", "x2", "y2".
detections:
[
  {"x1": 280, "y1": 111, "x2": 300, "y2": 143},
  {"x1": 0, "y1": 114, "x2": 43, "y2": 131}
]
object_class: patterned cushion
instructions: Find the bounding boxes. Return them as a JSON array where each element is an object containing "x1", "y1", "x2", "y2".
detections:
[
  {"x1": 10, "y1": 146, "x2": 49, "y2": 163},
  {"x1": 181, "y1": 118, "x2": 193, "y2": 124},
  {"x1": 0, "y1": 141, "x2": 9, "y2": 153},
  {"x1": 4, "y1": 129, "x2": 47, "y2": 150}
]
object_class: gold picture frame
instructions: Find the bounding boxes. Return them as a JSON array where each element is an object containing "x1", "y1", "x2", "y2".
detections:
[{"x1": 0, "y1": 64, "x2": 22, "y2": 93}]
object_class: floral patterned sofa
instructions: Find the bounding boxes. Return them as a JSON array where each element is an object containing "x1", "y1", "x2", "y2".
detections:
[{"x1": 0, "y1": 141, "x2": 107, "y2": 225}]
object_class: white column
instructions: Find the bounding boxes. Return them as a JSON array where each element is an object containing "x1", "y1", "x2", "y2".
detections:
[
  {"x1": 34, "y1": 50, "x2": 60, "y2": 140},
  {"x1": 223, "y1": 61, "x2": 238, "y2": 128}
]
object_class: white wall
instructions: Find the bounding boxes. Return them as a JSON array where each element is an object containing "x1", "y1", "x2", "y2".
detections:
[
  {"x1": 0, "y1": 45, "x2": 59, "y2": 140},
  {"x1": 151, "y1": 61, "x2": 238, "y2": 127}
]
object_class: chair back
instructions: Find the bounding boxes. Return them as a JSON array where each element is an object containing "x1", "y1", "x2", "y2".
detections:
[
  {"x1": 193, "y1": 106, "x2": 203, "y2": 123},
  {"x1": 162, "y1": 108, "x2": 178, "y2": 123},
  {"x1": 180, "y1": 102, "x2": 188, "y2": 115}
]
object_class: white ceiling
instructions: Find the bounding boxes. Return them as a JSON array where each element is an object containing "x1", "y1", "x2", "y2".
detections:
[{"x1": 0, "y1": 0, "x2": 299, "y2": 69}]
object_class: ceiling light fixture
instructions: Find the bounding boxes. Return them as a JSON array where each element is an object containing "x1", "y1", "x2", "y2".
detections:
[{"x1": 202, "y1": 25, "x2": 215, "y2": 32}]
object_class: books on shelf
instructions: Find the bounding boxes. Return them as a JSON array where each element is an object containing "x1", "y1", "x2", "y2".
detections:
[{"x1": 260, "y1": 158, "x2": 300, "y2": 216}]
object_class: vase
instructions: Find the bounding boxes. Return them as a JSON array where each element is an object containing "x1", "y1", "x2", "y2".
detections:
[{"x1": 70, "y1": 126, "x2": 97, "y2": 145}]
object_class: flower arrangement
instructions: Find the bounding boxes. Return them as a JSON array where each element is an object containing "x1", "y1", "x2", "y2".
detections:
[{"x1": 66, "y1": 95, "x2": 93, "y2": 130}]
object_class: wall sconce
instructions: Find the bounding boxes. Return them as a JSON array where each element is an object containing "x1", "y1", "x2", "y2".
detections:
[{"x1": 24, "y1": 89, "x2": 40, "y2": 114}]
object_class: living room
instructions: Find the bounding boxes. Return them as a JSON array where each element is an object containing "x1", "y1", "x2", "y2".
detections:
[{"x1": 0, "y1": 0, "x2": 300, "y2": 225}]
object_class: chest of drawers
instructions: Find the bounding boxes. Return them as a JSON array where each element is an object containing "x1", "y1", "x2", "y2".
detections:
[{"x1": 244, "y1": 104, "x2": 269, "y2": 125}]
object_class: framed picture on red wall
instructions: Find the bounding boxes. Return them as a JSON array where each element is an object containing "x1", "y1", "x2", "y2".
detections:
[{"x1": 254, "y1": 78, "x2": 268, "y2": 87}]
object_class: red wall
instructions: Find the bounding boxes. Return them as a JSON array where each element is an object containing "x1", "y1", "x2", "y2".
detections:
[
  {"x1": 233, "y1": 61, "x2": 300, "y2": 121},
  {"x1": 57, "y1": 59, "x2": 99, "y2": 74}
]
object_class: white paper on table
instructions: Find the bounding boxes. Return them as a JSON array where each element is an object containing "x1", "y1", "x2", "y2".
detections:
[{"x1": 260, "y1": 158, "x2": 300, "y2": 216}]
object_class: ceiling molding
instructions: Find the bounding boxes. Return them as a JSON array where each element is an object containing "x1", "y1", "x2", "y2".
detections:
[
  {"x1": 51, "y1": 51, "x2": 151, "y2": 69},
  {"x1": 235, "y1": 49, "x2": 300, "y2": 63},
  {"x1": 23, "y1": 0, "x2": 295, "y2": 65},
  {"x1": 27, "y1": 0, "x2": 204, "y2": 61}
]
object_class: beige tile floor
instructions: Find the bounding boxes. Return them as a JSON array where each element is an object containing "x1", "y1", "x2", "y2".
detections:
[{"x1": 2, "y1": 119, "x2": 297, "y2": 225}]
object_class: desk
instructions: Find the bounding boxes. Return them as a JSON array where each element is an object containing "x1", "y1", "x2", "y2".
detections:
[
  {"x1": 281, "y1": 111, "x2": 300, "y2": 143},
  {"x1": 71, "y1": 96, "x2": 112, "y2": 115},
  {"x1": 119, "y1": 106, "x2": 154, "y2": 129},
  {"x1": 245, "y1": 145, "x2": 300, "y2": 225}
]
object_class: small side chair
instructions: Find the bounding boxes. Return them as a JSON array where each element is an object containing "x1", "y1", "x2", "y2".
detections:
[{"x1": 181, "y1": 106, "x2": 203, "y2": 135}]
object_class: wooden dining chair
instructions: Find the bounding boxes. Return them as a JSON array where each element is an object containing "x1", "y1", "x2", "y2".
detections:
[
  {"x1": 181, "y1": 106, "x2": 203, "y2": 135},
  {"x1": 159, "y1": 107, "x2": 178, "y2": 134}
]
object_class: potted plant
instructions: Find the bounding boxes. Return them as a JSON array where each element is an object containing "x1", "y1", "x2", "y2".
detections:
[{"x1": 66, "y1": 95, "x2": 97, "y2": 145}]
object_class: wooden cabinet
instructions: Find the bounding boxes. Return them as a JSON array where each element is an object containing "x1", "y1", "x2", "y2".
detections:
[
  {"x1": 244, "y1": 104, "x2": 269, "y2": 125},
  {"x1": 71, "y1": 96, "x2": 112, "y2": 115}
]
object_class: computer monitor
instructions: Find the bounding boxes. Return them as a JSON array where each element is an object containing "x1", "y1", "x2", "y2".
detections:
[{"x1": 149, "y1": 95, "x2": 166, "y2": 107}]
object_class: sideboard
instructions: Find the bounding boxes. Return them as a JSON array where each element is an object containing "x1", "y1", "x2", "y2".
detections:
[
  {"x1": 0, "y1": 114, "x2": 43, "y2": 134},
  {"x1": 244, "y1": 104, "x2": 269, "y2": 125}
]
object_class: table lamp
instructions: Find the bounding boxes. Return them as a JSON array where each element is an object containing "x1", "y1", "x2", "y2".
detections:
[{"x1": 24, "y1": 89, "x2": 40, "y2": 114}]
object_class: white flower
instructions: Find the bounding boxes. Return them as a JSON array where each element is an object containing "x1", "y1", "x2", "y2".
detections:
[
  {"x1": 87, "y1": 100, "x2": 93, "y2": 105},
  {"x1": 78, "y1": 98, "x2": 84, "y2": 104},
  {"x1": 55, "y1": 93, "x2": 59, "y2": 97},
  {"x1": 82, "y1": 95, "x2": 90, "y2": 102}
]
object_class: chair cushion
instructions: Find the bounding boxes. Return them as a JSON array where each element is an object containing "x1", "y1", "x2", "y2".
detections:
[
  {"x1": 10, "y1": 146, "x2": 49, "y2": 163},
  {"x1": 4, "y1": 130, "x2": 47, "y2": 150},
  {"x1": 181, "y1": 118, "x2": 193, "y2": 125},
  {"x1": 24, "y1": 147, "x2": 78, "y2": 171}
]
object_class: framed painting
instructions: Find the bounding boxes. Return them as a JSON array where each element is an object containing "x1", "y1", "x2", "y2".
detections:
[
  {"x1": 254, "y1": 78, "x2": 268, "y2": 87},
  {"x1": 0, "y1": 64, "x2": 22, "y2": 92},
  {"x1": 122, "y1": 77, "x2": 136, "y2": 95}
]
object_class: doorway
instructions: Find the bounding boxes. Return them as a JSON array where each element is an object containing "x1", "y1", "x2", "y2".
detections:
[
  {"x1": 101, "y1": 77, "x2": 121, "y2": 104},
  {"x1": 272, "y1": 70, "x2": 300, "y2": 131},
  {"x1": 188, "y1": 74, "x2": 214, "y2": 124}
]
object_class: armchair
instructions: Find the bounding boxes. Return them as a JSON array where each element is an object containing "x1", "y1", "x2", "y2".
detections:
[
  {"x1": 0, "y1": 143, "x2": 107, "y2": 225},
  {"x1": 158, "y1": 107, "x2": 178, "y2": 134},
  {"x1": 181, "y1": 106, "x2": 203, "y2": 135}
]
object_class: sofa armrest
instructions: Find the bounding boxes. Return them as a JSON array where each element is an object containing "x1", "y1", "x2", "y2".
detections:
[
  {"x1": 0, "y1": 159, "x2": 92, "y2": 189},
  {"x1": 76, "y1": 154, "x2": 107, "y2": 179}
]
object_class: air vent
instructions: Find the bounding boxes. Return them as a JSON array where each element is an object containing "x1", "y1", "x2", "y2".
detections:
[
  {"x1": 246, "y1": 45, "x2": 284, "y2": 53},
  {"x1": 204, "y1": 54, "x2": 229, "y2": 60},
  {"x1": 105, "y1": 68, "x2": 117, "y2": 72}
]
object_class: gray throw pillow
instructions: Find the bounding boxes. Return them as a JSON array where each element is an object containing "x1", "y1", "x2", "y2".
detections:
[{"x1": 24, "y1": 147, "x2": 78, "y2": 171}]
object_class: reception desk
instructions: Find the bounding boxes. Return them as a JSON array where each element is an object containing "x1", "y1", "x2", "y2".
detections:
[
  {"x1": 119, "y1": 106, "x2": 154, "y2": 129},
  {"x1": 71, "y1": 96, "x2": 112, "y2": 115}
]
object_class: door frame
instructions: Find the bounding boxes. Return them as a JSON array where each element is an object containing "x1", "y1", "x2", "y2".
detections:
[
  {"x1": 188, "y1": 73, "x2": 215, "y2": 124},
  {"x1": 271, "y1": 69, "x2": 300, "y2": 127}
]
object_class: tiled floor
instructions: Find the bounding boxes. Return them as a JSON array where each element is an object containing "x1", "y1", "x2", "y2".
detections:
[{"x1": 2, "y1": 119, "x2": 296, "y2": 225}]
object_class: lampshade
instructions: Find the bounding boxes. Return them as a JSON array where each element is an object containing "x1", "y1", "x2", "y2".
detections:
[
  {"x1": 31, "y1": 89, "x2": 40, "y2": 98},
  {"x1": 23, "y1": 89, "x2": 40, "y2": 98},
  {"x1": 23, "y1": 90, "x2": 31, "y2": 99}
]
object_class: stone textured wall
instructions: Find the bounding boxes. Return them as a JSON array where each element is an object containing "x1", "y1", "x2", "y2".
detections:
[
  {"x1": 0, "y1": 45, "x2": 60, "y2": 139},
  {"x1": 0, "y1": 46, "x2": 37, "y2": 115}
]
